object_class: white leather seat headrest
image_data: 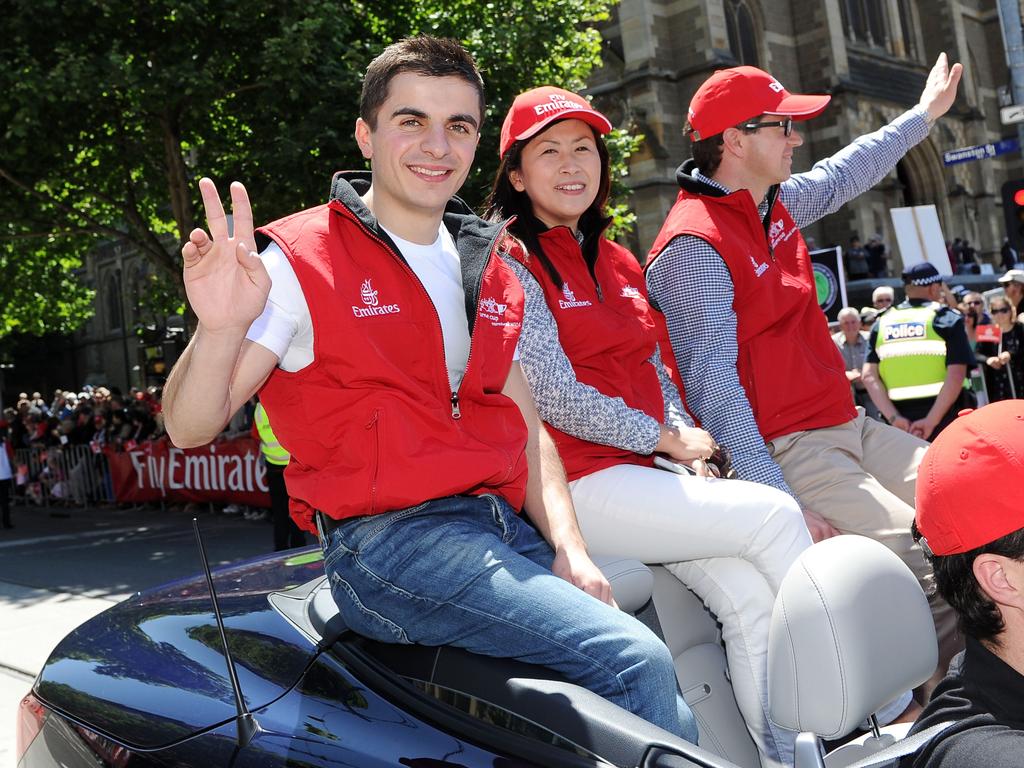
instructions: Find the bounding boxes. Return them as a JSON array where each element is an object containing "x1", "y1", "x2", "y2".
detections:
[{"x1": 768, "y1": 535, "x2": 937, "y2": 739}]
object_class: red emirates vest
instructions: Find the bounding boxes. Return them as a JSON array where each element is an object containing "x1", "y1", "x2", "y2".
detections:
[
  {"x1": 647, "y1": 189, "x2": 855, "y2": 443},
  {"x1": 256, "y1": 184, "x2": 528, "y2": 533},
  {"x1": 520, "y1": 228, "x2": 665, "y2": 481}
]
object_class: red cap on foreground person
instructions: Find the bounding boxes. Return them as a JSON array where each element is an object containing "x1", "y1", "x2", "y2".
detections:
[
  {"x1": 915, "y1": 401, "x2": 1024, "y2": 557},
  {"x1": 686, "y1": 66, "x2": 831, "y2": 141},
  {"x1": 499, "y1": 85, "x2": 613, "y2": 157}
]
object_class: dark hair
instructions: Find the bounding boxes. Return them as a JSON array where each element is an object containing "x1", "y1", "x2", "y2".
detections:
[
  {"x1": 913, "y1": 520, "x2": 1024, "y2": 645},
  {"x1": 689, "y1": 124, "x2": 726, "y2": 177},
  {"x1": 360, "y1": 36, "x2": 485, "y2": 129},
  {"x1": 482, "y1": 121, "x2": 612, "y2": 287}
]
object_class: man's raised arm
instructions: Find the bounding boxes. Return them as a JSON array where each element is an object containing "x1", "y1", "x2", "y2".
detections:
[{"x1": 162, "y1": 178, "x2": 278, "y2": 447}]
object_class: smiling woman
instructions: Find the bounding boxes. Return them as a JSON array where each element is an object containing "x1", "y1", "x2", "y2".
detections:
[{"x1": 508, "y1": 120, "x2": 603, "y2": 231}]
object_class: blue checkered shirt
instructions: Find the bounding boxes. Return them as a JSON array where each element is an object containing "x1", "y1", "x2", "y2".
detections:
[{"x1": 645, "y1": 107, "x2": 930, "y2": 501}]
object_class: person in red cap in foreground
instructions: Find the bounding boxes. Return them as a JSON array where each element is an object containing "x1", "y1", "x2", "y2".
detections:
[
  {"x1": 645, "y1": 55, "x2": 963, "y2": 703},
  {"x1": 899, "y1": 401, "x2": 1024, "y2": 767}
]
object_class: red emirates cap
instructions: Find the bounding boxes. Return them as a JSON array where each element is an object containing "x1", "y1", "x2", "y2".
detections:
[
  {"x1": 499, "y1": 86, "x2": 612, "y2": 158},
  {"x1": 915, "y1": 401, "x2": 1024, "y2": 556},
  {"x1": 687, "y1": 66, "x2": 831, "y2": 141}
]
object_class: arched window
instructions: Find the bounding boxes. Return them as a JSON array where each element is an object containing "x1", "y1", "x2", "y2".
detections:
[
  {"x1": 841, "y1": 0, "x2": 890, "y2": 51},
  {"x1": 128, "y1": 264, "x2": 145, "y2": 326},
  {"x1": 725, "y1": 0, "x2": 760, "y2": 67},
  {"x1": 897, "y1": 0, "x2": 919, "y2": 60},
  {"x1": 104, "y1": 272, "x2": 123, "y2": 333}
]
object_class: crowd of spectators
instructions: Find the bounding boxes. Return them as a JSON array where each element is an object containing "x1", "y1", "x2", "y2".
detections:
[
  {"x1": 0, "y1": 386, "x2": 260, "y2": 514},
  {"x1": 2, "y1": 386, "x2": 164, "y2": 454}
]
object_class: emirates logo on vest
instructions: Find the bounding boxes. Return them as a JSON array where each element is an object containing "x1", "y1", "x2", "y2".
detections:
[
  {"x1": 748, "y1": 255, "x2": 769, "y2": 277},
  {"x1": 620, "y1": 285, "x2": 642, "y2": 299},
  {"x1": 352, "y1": 278, "x2": 402, "y2": 318},
  {"x1": 559, "y1": 282, "x2": 592, "y2": 310}
]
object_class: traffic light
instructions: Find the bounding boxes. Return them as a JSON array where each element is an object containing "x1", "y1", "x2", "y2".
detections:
[{"x1": 1001, "y1": 179, "x2": 1024, "y2": 253}]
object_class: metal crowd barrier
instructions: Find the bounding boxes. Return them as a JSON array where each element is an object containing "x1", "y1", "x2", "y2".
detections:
[{"x1": 11, "y1": 444, "x2": 114, "y2": 507}]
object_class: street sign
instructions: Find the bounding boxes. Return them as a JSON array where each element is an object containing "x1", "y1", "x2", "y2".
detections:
[
  {"x1": 942, "y1": 138, "x2": 1020, "y2": 166},
  {"x1": 1002, "y1": 105, "x2": 1024, "y2": 125}
]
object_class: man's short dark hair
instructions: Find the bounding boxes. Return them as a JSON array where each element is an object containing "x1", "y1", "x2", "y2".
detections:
[
  {"x1": 688, "y1": 116, "x2": 764, "y2": 177},
  {"x1": 913, "y1": 520, "x2": 1024, "y2": 645},
  {"x1": 360, "y1": 36, "x2": 485, "y2": 129},
  {"x1": 689, "y1": 121, "x2": 726, "y2": 177}
]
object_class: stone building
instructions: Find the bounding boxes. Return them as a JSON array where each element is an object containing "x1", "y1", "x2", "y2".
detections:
[
  {"x1": 69, "y1": 240, "x2": 185, "y2": 394},
  {"x1": 589, "y1": 0, "x2": 1022, "y2": 271}
]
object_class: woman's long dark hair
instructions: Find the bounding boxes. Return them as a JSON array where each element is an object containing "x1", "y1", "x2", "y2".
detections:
[{"x1": 483, "y1": 121, "x2": 613, "y2": 287}]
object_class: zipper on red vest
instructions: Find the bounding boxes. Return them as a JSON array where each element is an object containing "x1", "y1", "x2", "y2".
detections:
[
  {"x1": 365, "y1": 410, "x2": 381, "y2": 514},
  {"x1": 342, "y1": 211, "x2": 458, "y2": 415},
  {"x1": 341, "y1": 206, "x2": 512, "y2": 423},
  {"x1": 761, "y1": 185, "x2": 781, "y2": 263},
  {"x1": 452, "y1": 219, "x2": 513, "y2": 421}
]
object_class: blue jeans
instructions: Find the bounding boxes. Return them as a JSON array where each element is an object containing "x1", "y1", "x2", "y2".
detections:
[{"x1": 322, "y1": 494, "x2": 697, "y2": 742}]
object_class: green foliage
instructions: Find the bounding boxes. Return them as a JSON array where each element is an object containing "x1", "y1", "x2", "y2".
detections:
[
  {"x1": 604, "y1": 128, "x2": 645, "y2": 239},
  {"x1": 0, "y1": 235, "x2": 94, "y2": 337},
  {"x1": 1, "y1": 0, "x2": 632, "y2": 339}
]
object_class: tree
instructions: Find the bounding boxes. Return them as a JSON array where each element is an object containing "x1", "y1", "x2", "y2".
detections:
[{"x1": 1, "y1": 0, "x2": 624, "y2": 336}]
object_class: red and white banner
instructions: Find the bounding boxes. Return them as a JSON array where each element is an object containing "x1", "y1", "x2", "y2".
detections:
[{"x1": 106, "y1": 437, "x2": 271, "y2": 506}]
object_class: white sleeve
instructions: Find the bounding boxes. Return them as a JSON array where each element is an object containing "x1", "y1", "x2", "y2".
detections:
[{"x1": 245, "y1": 241, "x2": 314, "y2": 371}]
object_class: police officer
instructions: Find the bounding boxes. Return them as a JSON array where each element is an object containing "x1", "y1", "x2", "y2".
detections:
[
  {"x1": 863, "y1": 263, "x2": 974, "y2": 441},
  {"x1": 253, "y1": 401, "x2": 304, "y2": 551}
]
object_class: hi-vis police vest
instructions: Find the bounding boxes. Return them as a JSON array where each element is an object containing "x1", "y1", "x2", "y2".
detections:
[
  {"x1": 254, "y1": 403, "x2": 289, "y2": 466},
  {"x1": 875, "y1": 303, "x2": 949, "y2": 401}
]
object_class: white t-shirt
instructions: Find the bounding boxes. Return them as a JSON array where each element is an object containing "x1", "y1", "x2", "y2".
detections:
[{"x1": 246, "y1": 222, "x2": 477, "y2": 390}]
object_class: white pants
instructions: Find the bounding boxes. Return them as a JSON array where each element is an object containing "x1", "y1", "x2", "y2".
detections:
[{"x1": 570, "y1": 463, "x2": 812, "y2": 768}]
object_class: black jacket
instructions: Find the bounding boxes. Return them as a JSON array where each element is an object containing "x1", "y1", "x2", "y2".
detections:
[{"x1": 899, "y1": 636, "x2": 1024, "y2": 767}]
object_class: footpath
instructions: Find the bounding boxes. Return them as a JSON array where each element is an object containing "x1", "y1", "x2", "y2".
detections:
[{"x1": 0, "y1": 501, "x2": 293, "y2": 767}]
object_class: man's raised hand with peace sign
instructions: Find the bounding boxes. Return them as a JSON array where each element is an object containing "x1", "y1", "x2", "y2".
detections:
[
  {"x1": 162, "y1": 178, "x2": 281, "y2": 448},
  {"x1": 182, "y1": 178, "x2": 271, "y2": 333}
]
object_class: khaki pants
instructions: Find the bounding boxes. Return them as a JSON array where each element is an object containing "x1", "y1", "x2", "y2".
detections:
[{"x1": 767, "y1": 409, "x2": 961, "y2": 700}]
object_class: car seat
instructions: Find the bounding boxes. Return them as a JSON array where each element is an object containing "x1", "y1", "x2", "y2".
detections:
[
  {"x1": 646, "y1": 565, "x2": 763, "y2": 767},
  {"x1": 766, "y1": 535, "x2": 939, "y2": 768}
]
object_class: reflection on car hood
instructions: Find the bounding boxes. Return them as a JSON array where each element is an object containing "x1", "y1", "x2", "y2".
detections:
[{"x1": 35, "y1": 548, "x2": 327, "y2": 749}]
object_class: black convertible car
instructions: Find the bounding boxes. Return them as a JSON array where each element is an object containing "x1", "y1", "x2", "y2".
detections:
[{"x1": 17, "y1": 536, "x2": 939, "y2": 768}]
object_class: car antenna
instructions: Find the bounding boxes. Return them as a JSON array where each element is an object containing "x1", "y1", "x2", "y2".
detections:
[{"x1": 193, "y1": 517, "x2": 259, "y2": 747}]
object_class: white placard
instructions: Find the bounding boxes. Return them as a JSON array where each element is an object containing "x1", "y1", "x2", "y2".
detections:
[{"x1": 889, "y1": 205, "x2": 952, "y2": 276}]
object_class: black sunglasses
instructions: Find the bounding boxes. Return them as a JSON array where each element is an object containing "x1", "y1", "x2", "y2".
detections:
[
  {"x1": 741, "y1": 116, "x2": 793, "y2": 137},
  {"x1": 992, "y1": 307, "x2": 1011, "y2": 314}
]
